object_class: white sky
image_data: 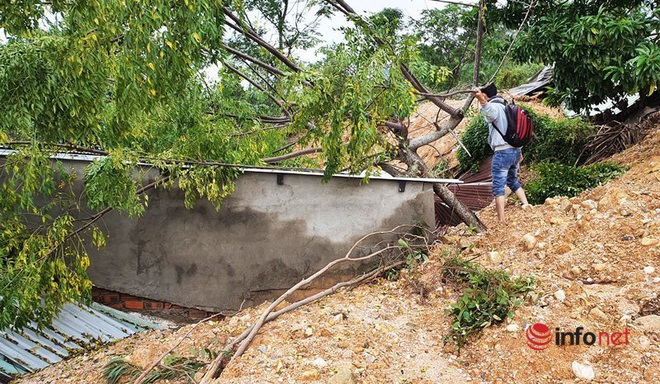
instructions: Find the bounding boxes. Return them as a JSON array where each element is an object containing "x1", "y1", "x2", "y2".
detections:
[{"x1": 297, "y1": 0, "x2": 450, "y2": 62}]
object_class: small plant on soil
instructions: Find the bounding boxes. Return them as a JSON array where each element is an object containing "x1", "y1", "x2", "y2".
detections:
[{"x1": 442, "y1": 254, "x2": 535, "y2": 348}]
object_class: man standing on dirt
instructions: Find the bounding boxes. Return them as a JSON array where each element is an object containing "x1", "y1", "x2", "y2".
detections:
[{"x1": 474, "y1": 83, "x2": 530, "y2": 222}]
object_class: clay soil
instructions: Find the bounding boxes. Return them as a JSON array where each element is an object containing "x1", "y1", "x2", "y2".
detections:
[{"x1": 18, "y1": 108, "x2": 660, "y2": 384}]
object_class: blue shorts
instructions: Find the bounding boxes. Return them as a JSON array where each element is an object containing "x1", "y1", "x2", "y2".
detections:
[{"x1": 492, "y1": 148, "x2": 522, "y2": 197}]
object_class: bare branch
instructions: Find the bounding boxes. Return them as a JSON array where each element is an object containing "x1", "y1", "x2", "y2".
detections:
[
  {"x1": 223, "y1": 44, "x2": 287, "y2": 77},
  {"x1": 223, "y1": 62, "x2": 286, "y2": 109},
  {"x1": 222, "y1": 7, "x2": 301, "y2": 73},
  {"x1": 262, "y1": 148, "x2": 322, "y2": 164}
]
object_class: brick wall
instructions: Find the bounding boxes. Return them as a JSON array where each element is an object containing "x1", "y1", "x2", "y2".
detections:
[{"x1": 92, "y1": 287, "x2": 215, "y2": 320}]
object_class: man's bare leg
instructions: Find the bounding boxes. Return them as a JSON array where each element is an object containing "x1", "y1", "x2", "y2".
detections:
[
  {"x1": 496, "y1": 195, "x2": 506, "y2": 222},
  {"x1": 515, "y1": 187, "x2": 530, "y2": 207}
]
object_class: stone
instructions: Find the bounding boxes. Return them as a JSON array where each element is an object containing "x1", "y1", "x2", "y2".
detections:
[
  {"x1": 588, "y1": 307, "x2": 609, "y2": 323},
  {"x1": 328, "y1": 362, "x2": 356, "y2": 384},
  {"x1": 554, "y1": 289, "x2": 566, "y2": 303},
  {"x1": 506, "y1": 323, "x2": 520, "y2": 332},
  {"x1": 545, "y1": 197, "x2": 560, "y2": 205},
  {"x1": 571, "y1": 266, "x2": 582, "y2": 276},
  {"x1": 300, "y1": 370, "x2": 321, "y2": 380},
  {"x1": 593, "y1": 263, "x2": 607, "y2": 272},
  {"x1": 522, "y1": 233, "x2": 537, "y2": 251},
  {"x1": 581, "y1": 199, "x2": 598, "y2": 210},
  {"x1": 312, "y1": 357, "x2": 328, "y2": 368},
  {"x1": 572, "y1": 361, "x2": 595, "y2": 381},
  {"x1": 550, "y1": 216, "x2": 564, "y2": 225},
  {"x1": 598, "y1": 187, "x2": 628, "y2": 212},
  {"x1": 639, "y1": 335, "x2": 651, "y2": 350},
  {"x1": 489, "y1": 251, "x2": 503, "y2": 264},
  {"x1": 641, "y1": 238, "x2": 659, "y2": 246},
  {"x1": 634, "y1": 315, "x2": 660, "y2": 332},
  {"x1": 644, "y1": 266, "x2": 656, "y2": 274}
]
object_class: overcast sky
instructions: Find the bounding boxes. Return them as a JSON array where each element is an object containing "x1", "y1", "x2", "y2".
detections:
[{"x1": 296, "y1": 0, "x2": 463, "y2": 62}]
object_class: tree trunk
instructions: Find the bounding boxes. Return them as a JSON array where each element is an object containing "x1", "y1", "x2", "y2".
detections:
[{"x1": 433, "y1": 183, "x2": 487, "y2": 232}]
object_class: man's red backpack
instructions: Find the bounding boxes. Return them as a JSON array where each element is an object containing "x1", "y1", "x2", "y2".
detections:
[{"x1": 490, "y1": 97, "x2": 534, "y2": 148}]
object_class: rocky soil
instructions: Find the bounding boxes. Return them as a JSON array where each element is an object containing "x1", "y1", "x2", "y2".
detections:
[{"x1": 18, "y1": 116, "x2": 660, "y2": 384}]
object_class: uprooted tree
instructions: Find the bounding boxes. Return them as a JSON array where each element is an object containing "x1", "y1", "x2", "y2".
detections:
[{"x1": 1, "y1": 0, "x2": 657, "y2": 331}]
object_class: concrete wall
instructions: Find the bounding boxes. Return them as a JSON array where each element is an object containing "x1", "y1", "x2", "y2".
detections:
[
  {"x1": 0, "y1": 151, "x2": 439, "y2": 312},
  {"x1": 87, "y1": 169, "x2": 436, "y2": 312}
]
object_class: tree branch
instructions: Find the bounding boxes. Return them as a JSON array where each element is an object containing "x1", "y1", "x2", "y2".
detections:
[
  {"x1": 222, "y1": 7, "x2": 301, "y2": 73},
  {"x1": 261, "y1": 148, "x2": 322, "y2": 164}
]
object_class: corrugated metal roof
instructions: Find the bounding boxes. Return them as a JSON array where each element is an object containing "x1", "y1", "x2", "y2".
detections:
[
  {"x1": 436, "y1": 157, "x2": 494, "y2": 228},
  {"x1": 0, "y1": 302, "x2": 160, "y2": 382}
]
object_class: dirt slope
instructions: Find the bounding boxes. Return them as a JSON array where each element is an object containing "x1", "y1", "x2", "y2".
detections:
[{"x1": 19, "y1": 123, "x2": 660, "y2": 384}]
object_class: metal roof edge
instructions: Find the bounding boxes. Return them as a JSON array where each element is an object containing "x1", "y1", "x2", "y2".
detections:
[{"x1": 0, "y1": 148, "x2": 462, "y2": 184}]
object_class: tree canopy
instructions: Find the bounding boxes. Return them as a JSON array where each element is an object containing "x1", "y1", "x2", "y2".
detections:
[{"x1": 509, "y1": 0, "x2": 659, "y2": 112}]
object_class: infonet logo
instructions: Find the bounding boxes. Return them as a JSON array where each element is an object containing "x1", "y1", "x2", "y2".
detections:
[{"x1": 526, "y1": 322, "x2": 630, "y2": 350}]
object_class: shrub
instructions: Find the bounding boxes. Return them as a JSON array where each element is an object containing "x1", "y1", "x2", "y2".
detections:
[
  {"x1": 523, "y1": 112, "x2": 595, "y2": 165},
  {"x1": 444, "y1": 254, "x2": 534, "y2": 348},
  {"x1": 456, "y1": 115, "x2": 491, "y2": 172},
  {"x1": 457, "y1": 106, "x2": 596, "y2": 172},
  {"x1": 495, "y1": 63, "x2": 544, "y2": 90},
  {"x1": 524, "y1": 161, "x2": 627, "y2": 204}
]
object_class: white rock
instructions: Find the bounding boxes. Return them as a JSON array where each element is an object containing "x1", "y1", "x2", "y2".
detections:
[
  {"x1": 312, "y1": 357, "x2": 328, "y2": 368},
  {"x1": 644, "y1": 266, "x2": 655, "y2": 274},
  {"x1": 489, "y1": 251, "x2": 503, "y2": 264},
  {"x1": 634, "y1": 315, "x2": 660, "y2": 332},
  {"x1": 639, "y1": 336, "x2": 651, "y2": 349},
  {"x1": 572, "y1": 361, "x2": 595, "y2": 381},
  {"x1": 581, "y1": 199, "x2": 598, "y2": 210},
  {"x1": 641, "y1": 237, "x2": 659, "y2": 246},
  {"x1": 506, "y1": 323, "x2": 520, "y2": 332},
  {"x1": 554, "y1": 289, "x2": 566, "y2": 303},
  {"x1": 522, "y1": 233, "x2": 537, "y2": 251}
]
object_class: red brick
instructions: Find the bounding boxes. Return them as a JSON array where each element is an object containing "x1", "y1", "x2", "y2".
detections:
[
  {"x1": 143, "y1": 301, "x2": 164, "y2": 310},
  {"x1": 187, "y1": 309, "x2": 209, "y2": 319},
  {"x1": 101, "y1": 294, "x2": 121, "y2": 304},
  {"x1": 124, "y1": 300, "x2": 144, "y2": 310}
]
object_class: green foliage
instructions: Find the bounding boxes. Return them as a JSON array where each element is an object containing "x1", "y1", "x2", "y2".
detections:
[
  {"x1": 443, "y1": 255, "x2": 534, "y2": 348},
  {"x1": 511, "y1": 1, "x2": 659, "y2": 112},
  {"x1": 494, "y1": 62, "x2": 544, "y2": 90},
  {"x1": 383, "y1": 235, "x2": 430, "y2": 281},
  {"x1": 456, "y1": 105, "x2": 596, "y2": 172},
  {"x1": 0, "y1": 146, "x2": 92, "y2": 330},
  {"x1": 522, "y1": 111, "x2": 595, "y2": 165},
  {"x1": 286, "y1": 30, "x2": 417, "y2": 179},
  {"x1": 101, "y1": 355, "x2": 204, "y2": 384},
  {"x1": 84, "y1": 156, "x2": 146, "y2": 216},
  {"x1": 456, "y1": 114, "x2": 491, "y2": 173},
  {"x1": 524, "y1": 162, "x2": 627, "y2": 205},
  {"x1": 102, "y1": 358, "x2": 141, "y2": 384}
]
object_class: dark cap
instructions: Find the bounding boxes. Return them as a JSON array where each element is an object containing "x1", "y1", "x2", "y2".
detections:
[{"x1": 480, "y1": 83, "x2": 497, "y2": 98}]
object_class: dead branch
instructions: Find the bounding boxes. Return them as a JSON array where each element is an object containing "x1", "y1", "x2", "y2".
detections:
[
  {"x1": 199, "y1": 224, "x2": 433, "y2": 382},
  {"x1": 202, "y1": 258, "x2": 407, "y2": 381},
  {"x1": 261, "y1": 147, "x2": 322, "y2": 164}
]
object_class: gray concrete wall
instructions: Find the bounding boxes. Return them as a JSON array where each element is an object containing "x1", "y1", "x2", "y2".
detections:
[
  {"x1": 0, "y1": 151, "x2": 439, "y2": 312},
  {"x1": 87, "y1": 170, "x2": 436, "y2": 312}
]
